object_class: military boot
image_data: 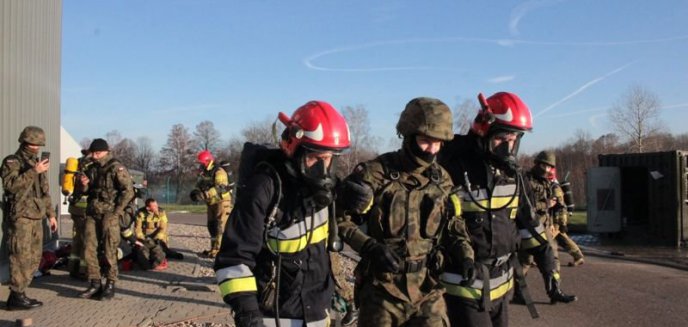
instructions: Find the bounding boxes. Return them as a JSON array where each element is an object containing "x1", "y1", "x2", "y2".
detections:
[
  {"x1": 6, "y1": 291, "x2": 42, "y2": 310},
  {"x1": 79, "y1": 279, "x2": 103, "y2": 299},
  {"x1": 545, "y1": 274, "x2": 577, "y2": 304},
  {"x1": 101, "y1": 280, "x2": 115, "y2": 300},
  {"x1": 569, "y1": 252, "x2": 585, "y2": 267},
  {"x1": 23, "y1": 293, "x2": 43, "y2": 306},
  {"x1": 341, "y1": 303, "x2": 359, "y2": 326}
]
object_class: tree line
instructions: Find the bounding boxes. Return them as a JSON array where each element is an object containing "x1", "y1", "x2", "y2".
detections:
[{"x1": 81, "y1": 85, "x2": 684, "y2": 209}]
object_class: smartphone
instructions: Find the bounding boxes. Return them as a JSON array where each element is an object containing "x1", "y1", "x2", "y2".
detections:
[{"x1": 40, "y1": 151, "x2": 51, "y2": 162}]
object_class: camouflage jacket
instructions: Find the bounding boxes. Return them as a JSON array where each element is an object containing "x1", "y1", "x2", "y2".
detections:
[
  {"x1": 82, "y1": 154, "x2": 134, "y2": 216},
  {"x1": 525, "y1": 170, "x2": 552, "y2": 226},
  {"x1": 549, "y1": 182, "x2": 568, "y2": 227},
  {"x1": 1, "y1": 147, "x2": 55, "y2": 219},
  {"x1": 338, "y1": 147, "x2": 470, "y2": 303}
]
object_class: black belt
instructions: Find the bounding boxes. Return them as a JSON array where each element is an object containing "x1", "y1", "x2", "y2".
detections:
[{"x1": 403, "y1": 258, "x2": 427, "y2": 273}]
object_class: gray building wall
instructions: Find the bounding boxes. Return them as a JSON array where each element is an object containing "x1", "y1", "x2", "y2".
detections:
[{"x1": 1, "y1": 0, "x2": 63, "y2": 283}]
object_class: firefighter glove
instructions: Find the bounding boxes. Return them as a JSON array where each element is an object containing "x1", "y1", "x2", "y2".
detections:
[
  {"x1": 234, "y1": 310, "x2": 264, "y2": 327},
  {"x1": 460, "y1": 258, "x2": 476, "y2": 287},
  {"x1": 189, "y1": 189, "x2": 203, "y2": 202},
  {"x1": 362, "y1": 240, "x2": 401, "y2": 273}
]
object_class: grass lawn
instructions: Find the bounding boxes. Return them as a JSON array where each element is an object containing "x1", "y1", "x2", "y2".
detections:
[
  {"x1": 568, "y1": 210, "x2": 587, "y2": 233},
  {"x1": 160, "y1": 204, "x2": 207, "y2": 214}
]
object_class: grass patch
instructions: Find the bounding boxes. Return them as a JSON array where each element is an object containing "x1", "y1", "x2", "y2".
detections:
[
  {"x1": 567, "y1": 210, "x2": 587, "y2": 233},
  {"x1": 160, "y1": 204, "x2": 207, "y2": 214}
]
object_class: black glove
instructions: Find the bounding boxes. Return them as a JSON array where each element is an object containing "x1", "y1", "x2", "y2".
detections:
[
  {"x1": 190, "y1": 189, "x2": 203, "y2": 202},
  {"x1": 234, "y1": 310, "x2": 264, "y2": 327},
  {"x1": 338, "y1": 179, "x2": 374, "y2": 214},
  {"x1": 459, "y1": 258, "x2": 476, "y2": 287},
  {"x1": 559, "y1": 224, "x2": 568, "y2": 234},
  {"x1": 362, "y1": 240, "x2": 401, "y2": 273}
]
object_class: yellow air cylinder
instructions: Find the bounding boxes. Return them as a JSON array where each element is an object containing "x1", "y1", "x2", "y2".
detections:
[{"x1": 62, "y1": 157, "x2": 79, "y2": 196}]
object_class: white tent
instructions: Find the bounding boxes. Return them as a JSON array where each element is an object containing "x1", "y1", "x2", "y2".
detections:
[{"x1": 60, "y1": 126, "x2": 84, "y2": 215}]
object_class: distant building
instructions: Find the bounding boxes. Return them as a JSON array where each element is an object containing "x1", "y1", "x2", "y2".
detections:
[{"x1": 1, "y1": 1, "x2": 63, "y2": 282}]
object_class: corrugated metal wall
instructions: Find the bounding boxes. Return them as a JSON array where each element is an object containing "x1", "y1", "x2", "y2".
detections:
[
  {"x1": 1, "y1": 0, "x2": 63, "y2": 282},
  {"x1": 599, "y1": 151, "x2": 687, "y2": 247}
]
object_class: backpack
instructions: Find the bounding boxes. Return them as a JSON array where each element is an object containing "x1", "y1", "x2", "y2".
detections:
[{"x1": 234, "y1": 142, "x2": 284, "y2": 226}]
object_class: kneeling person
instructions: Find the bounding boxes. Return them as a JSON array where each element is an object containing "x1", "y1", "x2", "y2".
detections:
[{"x1": 134, "y1": 198, "x2": 169, "y2": 270}]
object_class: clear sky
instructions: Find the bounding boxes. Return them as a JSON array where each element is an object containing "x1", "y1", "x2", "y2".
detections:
[{"x1": 61, "y1": 0, "x2": 688, "y2": 154}]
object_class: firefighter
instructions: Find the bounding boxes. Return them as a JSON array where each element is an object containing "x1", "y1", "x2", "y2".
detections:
[
  {"x1": 439, "y1": 92, "x2": 574, "y2": 326},
  {"x1": 548, "y1": 168, "x2": 585, "y2": 266},
  {"x1": 1, "y1": 126, "x2": 58, "y2": 310},
  {"x1": 337, "y1": 97, "x2": 471, "y2": 326},
  {"x1": 213, "y1": 101, "x2": 350, "y2": 327},
  {"x1": 191, "y1": 150, "x2": 232, "y2": 258}
]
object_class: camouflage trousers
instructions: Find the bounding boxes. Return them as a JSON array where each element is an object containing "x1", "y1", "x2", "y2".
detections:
[
  {"x1": 207, "y1": 200, "x2": 231, "y2": 251},
  {"x1": 133, "y1": 238, "x2": 166, "y2": 270},
  {"x1": 6, "y1": 217, "x2": 43, "y2": 293},
  {"x1": 357, "y1": 282, "x2": 448, "y2": 327},
  {"x1": 519, "y1": 224, "x2": 561, "y2": 273},
  {"x1": 84, "y1": 213, "x2": 121, "y2": 281},
  {"x1": 70, "y1": 214, "x2": 86, "y2": 262}
]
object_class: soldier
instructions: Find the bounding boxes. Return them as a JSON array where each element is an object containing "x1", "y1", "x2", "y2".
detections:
[
  {"x1": 214, "y1": 101, "x2": 350, "y2": 326},
  {"x1": 65, "y1": 150, "x2": 93, "y2": 280},
  {"x1": 337, "y1": 97, "x2": 470, "y2": 326},
  {"x1": 517, "y1": 150, "x2": 577, "y2": 304},
  {"x1": 77, "y1": 138, "x2": 134, "y2": 300},
  {"x1": 190, "y1": 150, "x2": 232, "y2": 258},
  {"x1": 1, "y1": 126, "x2": 58, "y2": 310},
  {"x1": 439, "y1": 92, "x2": 573, "y2": 326},
  {"x1": 548, "y1": 168, "x2": 585, "y2": 266},
  {"x1": 132, "y1": 198, "x2": 169, "y2": 270}
]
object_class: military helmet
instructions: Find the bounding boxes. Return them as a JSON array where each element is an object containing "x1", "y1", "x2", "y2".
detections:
[
  {"x1": 18, "y1": 126, "x2": 46, "y2": 146},
  {"x1": 535, "y1": 150, "x2": 556, "y2": 167},
  {"x1": 396, "y1": 97, "x2": 453, "y2": 141}
]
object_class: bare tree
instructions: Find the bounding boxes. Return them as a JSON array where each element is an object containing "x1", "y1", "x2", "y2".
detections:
[
  {"x1": 105, "y1": 130, "x2": 123, "y2": 147},
  {"x1": 340, "y1": 105, "x2": 380, "y2": 174},
  {"x1": 79, "y1": 137, "x2": 92, "y2": 151},
  {"x1": 133, "y1": 136, "x2": 156, "y2": 177},
  {"x1": 111, "y1": 138, "x2": 136, "y2": 168},
  {"x1": 454, "y1": 99, "x2": 478, "y2": 135},
  {"x1": 194, "y1": 120, "x2": 221, "y2": 152},
  {"x1": 242, "y1": 118, "x2": 277, "y2": 145},
  {"x1": 158, "y1": 124, "x2": 197, "y2": 203},
  {"x1": 609, "y1": 84, "x2": 663, "y2": 153}
]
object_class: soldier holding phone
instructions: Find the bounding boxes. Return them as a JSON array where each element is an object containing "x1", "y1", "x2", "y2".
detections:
[{"x1": 1, "y1": 126, "x2": 58, "y2": 310}]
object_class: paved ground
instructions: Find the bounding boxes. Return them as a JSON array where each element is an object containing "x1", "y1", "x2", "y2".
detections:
[{"x1": 1, "y1": 213, "x2": 687, "y2": 326}]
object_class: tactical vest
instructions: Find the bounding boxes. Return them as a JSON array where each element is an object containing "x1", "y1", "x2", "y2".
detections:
[
  {"x1": 87, "y1": 158, "x2": 124, "y2": 215},
  {"x1": 365, "y1": 152, "x2": 450, "y2": 259},
  {"x1": 2, "y1": 153, "x2": 50, "y2": 219}
]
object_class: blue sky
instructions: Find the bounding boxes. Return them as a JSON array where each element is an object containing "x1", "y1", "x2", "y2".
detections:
[{"x1": 61, "y1": 0, "x2": 688, "y2": 154}]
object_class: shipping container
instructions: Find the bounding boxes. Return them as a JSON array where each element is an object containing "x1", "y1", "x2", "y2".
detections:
[{"x1": 593, "y1": 151, "x2": 688, "y2": 247}]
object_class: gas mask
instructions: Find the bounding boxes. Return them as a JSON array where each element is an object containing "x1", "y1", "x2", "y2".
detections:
[
  {"x1": 298, "y1": 150, "x2": 338, "y2": 208},
  {"x1": 487, "y1": 130, "x2": 523, "y2": 172}
]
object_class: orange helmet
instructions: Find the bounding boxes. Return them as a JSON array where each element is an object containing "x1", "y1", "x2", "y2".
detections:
[
  {"x1": 197, "y1": 150, "x2": 214, "y2": 168},
  {"x1": 278, "y1": 101, "x2": 351, "y2": 158}
]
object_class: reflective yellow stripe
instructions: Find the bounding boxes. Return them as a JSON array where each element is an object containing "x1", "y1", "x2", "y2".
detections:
[
  {"x1": 462, "y1": 197, "x2": 519, "y2": 212},
  {"x1": 450, "y1": 194, "x2": 462, "y2": 216},
  {"x1": 443, "y1": 277, "x2": 514, "y2": 300},
  {"x1": 218, "y1": 276, "x2": 257, "y2": 297},
  {"x1": 553, "y1": 272, "x2": 560, "y2": 280},
  {"x1": 267, "y1": 222, "x2": 329, "y2": 254},
  {"x1": 360, "y1": 197, "x2": 374, "y2": 214},
  {"x1": 121, "y1": 229, "x2": 133, "y2": 238}
]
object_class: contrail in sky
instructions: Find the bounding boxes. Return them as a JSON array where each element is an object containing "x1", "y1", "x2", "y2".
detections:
[
  {"x1": 534, "y1": 61, "x2": 636, "y2": 118},
  {"x1": 510, "y1": 0, "x2": 565, "y2": 36}
]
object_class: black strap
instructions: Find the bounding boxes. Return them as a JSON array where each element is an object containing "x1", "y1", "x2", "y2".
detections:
[
  {"x1": 511, "y1": 255, "x2": 540, "y2": 319},
  {"x1": 479, "y1": 264, "x2": 491, "y2": 313}
]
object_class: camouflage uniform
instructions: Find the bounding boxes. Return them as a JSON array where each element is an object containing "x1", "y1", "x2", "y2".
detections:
[
  {"x1": 82, "y1": 154, "x2": 134, "y2": 282},
  {"x1": 1, "y1": 147, "x2": 55, "y2": 294},
  {"x1": 338, "y1": 98, "x2": 469, "y2": 327},
  {"x1": 193, "y1": 164, "x2": 232, "y2": 257},
  {"x1": 133, "y1": 206, "x2": 168, "y2": 268},
  {"x1": 522, "y1": 170, "x2": 561, "y2": 272}
]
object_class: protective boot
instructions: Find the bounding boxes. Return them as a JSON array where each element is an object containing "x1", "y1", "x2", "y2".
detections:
[
  {"x1": 101, "y1": 280, "x2": 115, "y2": 300},
  {"x1": 341, "y1": 303, "x2": 359, "y2": 326},
  {"x1": 23, "y1": 293, "x2": 43, "y2": 306},
  {"x1": 79, "y1": 279, "x2": 103, "y2": 299},
  {"x1": 6, "y1": 291, "x2": 42, "y2": 310},
  {"x1": 545, "y1": 274, "x2": 577, "y2": 304},
  {"x1": 569, "y1": 252, "x2": 585, "y2": 267}
]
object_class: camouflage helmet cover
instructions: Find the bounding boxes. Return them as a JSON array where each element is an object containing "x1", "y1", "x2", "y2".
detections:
[
  {"x1": 396, "y1": 97, "x2": 453, "y2": 141},
  {"x1": 535, "y1": 150, "x2": 556, "y2": 167},
  {"x1": 18, "y1": 126, "x2": 46, "y2": 146}
]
